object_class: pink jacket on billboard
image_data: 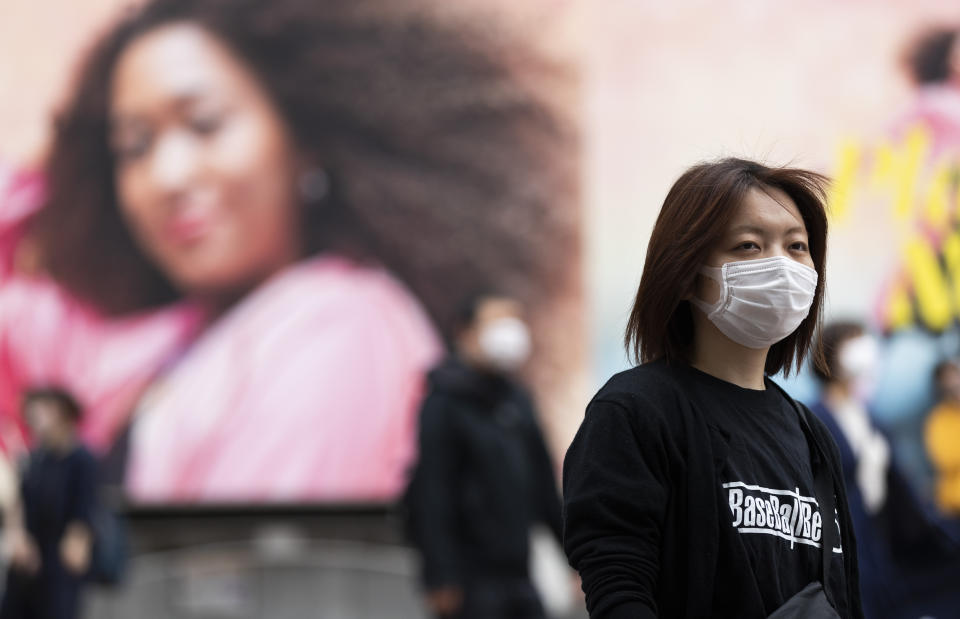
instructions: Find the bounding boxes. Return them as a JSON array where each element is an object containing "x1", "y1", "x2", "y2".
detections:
[{"x1": 0, "y1": 164, "x2": 442, "y2": 503}]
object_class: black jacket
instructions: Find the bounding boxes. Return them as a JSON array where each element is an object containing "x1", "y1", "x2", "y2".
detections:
[
  {"x1": 563, "y1": 361, "x2": 864, "y2": 619},
  {"x1": 408, "y1": 357, "x2": 563, "y2": 589}
]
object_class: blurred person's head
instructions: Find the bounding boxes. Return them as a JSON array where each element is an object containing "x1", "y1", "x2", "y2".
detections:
[
  {"x1": 904, "y1": 26, "x2": 960, "y2": 87},
  {"x1": 21, "y1": 388, "x2": 82, "y2": 451},
  {"x1": 812, "y1": 321, "x2": 880, "y2": 400},
  {"x1": 455, "y1": 294, "x2": 531, "y2": 374},
  {"x1": 27, "y1": 0, "x2": 576, "y2": 337},
  {"x1": 934, "y1": 359, "x2": 960, "y2": 404},
  {"x1": 624, "y1": 158, "x2": 829, "y2": 377}
]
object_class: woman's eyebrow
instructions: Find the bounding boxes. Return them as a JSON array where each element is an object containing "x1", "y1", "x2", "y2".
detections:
[
  {"x1": 110, "y1": 87, "x2": 211, "y2": 125},
  {"x1": 727, "y1": 224, "x2": 765, "y2": 235},
  {"x1": 727, "y1": 224, "x2": 806, "y2": 236}
]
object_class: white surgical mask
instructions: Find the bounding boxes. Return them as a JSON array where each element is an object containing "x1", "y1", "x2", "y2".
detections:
[
  {"x1": 691, "y1": 256, "x2": 818, "y2": 349},
  {"x1": 838, "y1": 335, "x2": 880, "y2": 400},
  {"x1": 478, "y1": 317, "x2": 532, "y2": 372},
  {"x1": 838, "y1": 335, "x2": 879, "y2": 380}
]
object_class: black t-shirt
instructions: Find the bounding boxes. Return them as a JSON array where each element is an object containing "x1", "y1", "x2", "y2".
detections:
[
  {"x1": 679, "y1": 365, "x2": 848, "y2": 616},
  {"x1": 562, "y1": 360, "x2": 861, "y2": 619}
]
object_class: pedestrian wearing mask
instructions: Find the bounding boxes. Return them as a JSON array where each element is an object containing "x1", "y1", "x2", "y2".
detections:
[
  {"x1": 810, "y1": 324, "x2": 889, "y2": 517},
  {"x1": 563, "y1": 158, "x2": 864, "y2": 619},
  {"x1": 407, "y1": 294, "x2": 563, "y2": 619},
  {"x1": 812, "y1": 322, "x2": 960, "y2": 619}
]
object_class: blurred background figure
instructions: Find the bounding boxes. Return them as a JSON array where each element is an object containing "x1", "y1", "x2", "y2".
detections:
[
  {"x1": 811, "y1": 323, "x2": 889, "y2": 517},
  {"x1": 925, "y1": 359, "x2": 960, "y2": 518},
  {"x1": 406, "y1": 294, "x2": 564, "y2": 619},
  {"x1": 810, "y1": 322, "x2": 960, "y2": 619},
  {"x1": 895, "y1": 25, "x2": 960, "y2": 156},
  {"x1": 1, "y1": 389, "x2": 98, "y2": 619}
]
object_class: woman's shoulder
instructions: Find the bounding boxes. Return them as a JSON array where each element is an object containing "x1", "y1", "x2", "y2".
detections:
[
  {"x1": 259, "y1": 254, "x2": 431, "y2": 319},
  {"x1": 595, "y1": 359, "x2": 687, "y2": 398},
  {"x1": 590, "y1": 359, "x2": 691, "y2": 422},
  {"x1": 575, "y1": 361, "x2": 696, "y2": 465},
  {"x1": 222, "y1": 253, "x2": 443, "y2": 362}
]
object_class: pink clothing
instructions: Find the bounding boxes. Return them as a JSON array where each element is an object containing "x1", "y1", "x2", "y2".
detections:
[
  {"x1": 0, "y1": 164, "x2": 442, "y2": 502},
  {"x1": 891, "y1": 84, "x2": 960, "y2": 160},
  {"x1": 127, "y1": 255, "x2": 442, "y2": 503}
]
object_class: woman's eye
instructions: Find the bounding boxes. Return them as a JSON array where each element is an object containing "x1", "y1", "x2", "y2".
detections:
[
  {"x1": 736, "y1": 241, "x2": 760, "y2": 251},
  {"x1": 112, "y1": 133, "x2": 152, "y2": 163},
  {"x1": 189, "y1": 111, "x2": 224, "y2": 136},
  {"x1": 790, "y1": 241, "x2": 809, "y2": 252}
]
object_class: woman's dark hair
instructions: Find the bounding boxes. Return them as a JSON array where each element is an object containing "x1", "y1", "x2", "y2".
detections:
[
  {"x1": 904, "y1": 27, "x2": 958, "y2": 86},
  {"x1": 27, "y1": 0, "x2": 577, "y2": 340},
  {"x1": 624, "y1": 158, "x2": 830, "y2": 377},
  {"x1": 21, "y1": 388, "x2": 83, "y2": 424},
  {"x1": 453, "y1": 291, "x2": 506, "y2": 337},
  {"x1": 811, "y1": 321, "x2": 865, "y2": 383}
]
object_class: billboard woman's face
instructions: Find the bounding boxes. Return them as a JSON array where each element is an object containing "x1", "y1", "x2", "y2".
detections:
[{"x1": 109, "y1": 22, "x2": 304, "y2": 302}]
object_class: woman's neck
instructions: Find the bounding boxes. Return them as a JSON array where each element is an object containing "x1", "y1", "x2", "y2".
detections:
[
  {"x1": 194, "y1": 274, "x2": 278, "y2": 319},
  {"x1": 191, "y1": 250, "x2": 306, "y2": 318},
  {"x1": 690, "y1": 313, "x2": 768, "y2": 390}
]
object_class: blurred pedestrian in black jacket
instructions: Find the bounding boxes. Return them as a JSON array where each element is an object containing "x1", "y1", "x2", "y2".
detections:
[
  {"x1": 407, "y1": 294, "x2": 562, "y2": 619},
  {"x1": 1, "y1": 388, "x2": 97, "y2": 619}
]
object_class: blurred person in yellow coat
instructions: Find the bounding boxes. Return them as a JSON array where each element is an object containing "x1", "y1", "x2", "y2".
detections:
[{"x1": 925, "y1": 359, "x2": 960, "y2": 515}]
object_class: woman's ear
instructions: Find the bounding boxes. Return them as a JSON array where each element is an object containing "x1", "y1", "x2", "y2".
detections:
[{"x1": 680, "y1": 273, "x2": 699, "y2": 302}]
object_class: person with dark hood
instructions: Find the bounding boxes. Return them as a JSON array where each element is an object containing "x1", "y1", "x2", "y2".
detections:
[
  {"x1": 1, "y1": 388, "x2": 98, "y2": 619},
  {"x1": 407, "y1": 294, "x2": 563, "y2": 619}
]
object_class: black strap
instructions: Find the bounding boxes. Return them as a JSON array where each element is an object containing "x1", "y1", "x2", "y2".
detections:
[
  {"x1": 770, "y1": 383, "x2": 835, "y2": 589},
  {"x1": 811, "y1": 435, "x2": 835, "y2": 587}
]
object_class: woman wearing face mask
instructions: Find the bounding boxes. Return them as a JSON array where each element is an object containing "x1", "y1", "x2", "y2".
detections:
[
  {"x1": 406, "y1": 294, "x2": 563, "y2": 619},
  {"x1": 0, "y1": 0, "x2": 574, "y2": 502},
  {"x1": 563, "y1": 158, "x2": 864, "y2": 618}
]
